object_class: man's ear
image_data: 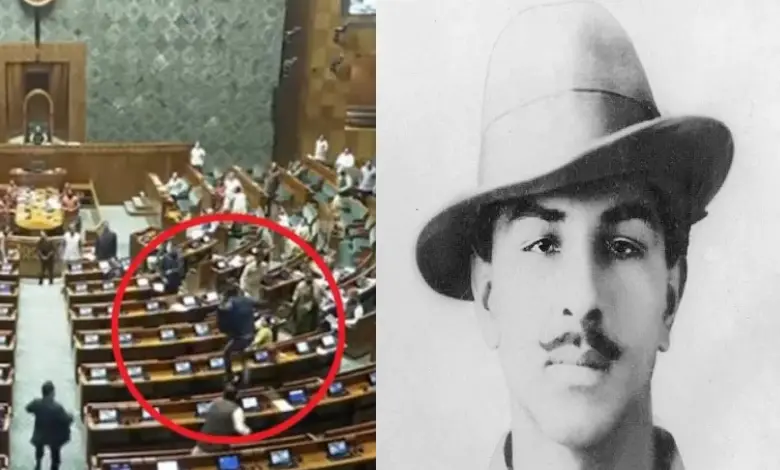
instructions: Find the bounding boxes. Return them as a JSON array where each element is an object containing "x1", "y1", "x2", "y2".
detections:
[
  {"x1": 471, "y1": 255, "x2": 500, "y2": 350},
  {"x1": 660, "y1": 257, "x2": 687, "y2": 352}
]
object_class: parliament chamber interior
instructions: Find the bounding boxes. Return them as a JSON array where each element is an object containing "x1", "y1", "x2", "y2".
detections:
[{"x1": 0, "y1": 0, "x2": 376, "y2": 468}]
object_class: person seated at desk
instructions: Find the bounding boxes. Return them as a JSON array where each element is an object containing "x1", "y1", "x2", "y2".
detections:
[
  {"x1": 28, "y1": 125, "x2": 49, "y2": 145},
  {"x1": 240, "y1": 251, "x2": 268, "y2": 302},
  {"x1": 291, "y1": 272, "x2": 321, "y2": 336},
  {"x1": 164, "y1": 172, "x2": 190, "y2": 200},
  {"x1": 335, "y1": 148, "x2": 356, "y2": 173},
  {"x1": 159, "y1": 242, "x2": 185, "y2": 294},
  {"x1": 338, "y1": 168, "x2": 356, "y2": 196},
  {"x1": 191, "y1": 383, "x2": 251, "y2": 455},
  {"x1": 95, "y1": 222, "x2": 118, "y2": 261},
  {"x1": 217, "y1": 283, "x2": 258, "y2": 384},
  {"x1": 253, "y1": 315, "x2": 274, "y2": 348}
]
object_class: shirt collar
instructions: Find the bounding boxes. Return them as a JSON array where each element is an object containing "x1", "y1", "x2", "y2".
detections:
[{"x1": 488, "y1": 427, "x2": 685, "y2": 470}]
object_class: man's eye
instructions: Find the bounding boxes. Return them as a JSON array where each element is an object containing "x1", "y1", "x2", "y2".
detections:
[
  {"x1": 607, "y1": 238, "x2": 644, "y2": 259},
  {"x1": 524, "y1": 238, "x2": 559, "y2": 255}
]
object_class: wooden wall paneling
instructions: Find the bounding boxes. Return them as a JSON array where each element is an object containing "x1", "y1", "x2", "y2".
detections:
[
  {"x1": 297, "y1": 0, "x2": 351, "y2": 161},
  {"x1": 0, "y1": 43, "x2": 87, "y2": 142},
  {"x1": 0, "y1": 143, "x2": 189, "y2": 204},
  {"x1": 344, "y1": 129, "x2": 375, "y2": 164},
  {"x1": 294, "y1": 0, "x2": 375, "y2": 165},
  {"x1": 346, "y1": 28, "x2": 376, "y2": 107},
  {"x1": 273, "y1": 0, "x2": 313, "y2": 166}
]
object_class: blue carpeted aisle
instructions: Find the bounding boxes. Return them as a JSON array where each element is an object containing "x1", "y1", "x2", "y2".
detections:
[
  {"x1": 9, "y1": 279, "x2": 86, "y2": 470},
  {"x1": 8, "y1": 206, "x2": 149, "y2": 469}
]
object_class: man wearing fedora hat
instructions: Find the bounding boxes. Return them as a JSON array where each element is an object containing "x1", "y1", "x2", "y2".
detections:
[{"x1": 415, "y1": 2, "x2": 733, "y2": 470}]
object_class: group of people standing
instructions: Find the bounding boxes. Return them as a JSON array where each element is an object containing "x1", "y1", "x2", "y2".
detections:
[{"x1": 36, "y1": 222, "x2": 118, "y2": 285}]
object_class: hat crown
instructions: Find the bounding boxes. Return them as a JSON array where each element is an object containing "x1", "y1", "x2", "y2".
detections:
[
  {"x1": 478, "y1": 1, "x2": 662, "y2": 188},
  {"x1": 482, "y1": 1, "x2": 656, "y2": 130}
]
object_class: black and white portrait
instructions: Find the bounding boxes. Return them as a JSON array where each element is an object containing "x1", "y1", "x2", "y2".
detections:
[{"x1": 381, "y1": 0, "x2": 780, "y2": 468}]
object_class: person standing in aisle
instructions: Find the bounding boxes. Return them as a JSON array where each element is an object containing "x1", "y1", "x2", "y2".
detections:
[
  {"x1": 36, "y1": 231, "x2": 55, "y2": 285},
  {"x1": 26, "y1": 381, "x2": 74, "y2": 470}
]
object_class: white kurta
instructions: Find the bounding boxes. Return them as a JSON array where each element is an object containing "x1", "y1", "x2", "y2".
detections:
[
  {"x1": 335, "y1": 152, "x2": 355, "y2": 173},
  {"x1": 231, "y1": 193, "x2": 248, "y2": 213},
  {"x1": 190, "y1": 146, "x2": 205, "y2": 166},
  {"x1": 62, "y1": 232, "x2": 81, "y2": 261},
  {"x1": 314, "y1": 139, "x2": 329, "y2": 160}
]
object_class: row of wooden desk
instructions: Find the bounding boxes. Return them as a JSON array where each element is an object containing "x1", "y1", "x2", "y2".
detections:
[
  {"x1": 65, "y1": 162, "x2": 376, "y2": 469},
  {"x1": 62, "y1": 239, "x2": 375, "y2": 469},
  {"x1": 0, "y1": 257, "x2": 20, "y2": 468}
]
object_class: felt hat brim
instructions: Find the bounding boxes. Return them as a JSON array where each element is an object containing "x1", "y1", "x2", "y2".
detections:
[{"x1": 415, "y1": 115, "x2": 734, "y2": 300}]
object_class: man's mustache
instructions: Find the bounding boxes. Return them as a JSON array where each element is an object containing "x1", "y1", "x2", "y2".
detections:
[{"x1": 540, "y1": 328, "x2": 623, "y2": 362}]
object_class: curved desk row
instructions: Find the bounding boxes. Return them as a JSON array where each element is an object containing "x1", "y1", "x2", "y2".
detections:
[
  {"x1": 63, "y1": 233, "x2": 217, "y2": 286},
  {"x1": 0, "y1": 405, "x2": 11, "y2": 460},
  {"x1": 69, "y1": 292, "x2": 219, "y2": 331},
  {"x1": 78, "y1": 331, "x2": 337, "y2": 403},
  {"x1": 101, "y1": 431, "x2": 375, "y2": 470},
  {"x1": 73, "y1": 317, "x2": 220, "y2": 364},
  {"x1": 85, "y1": 366, "x2": 376, "y2": 458},
  {"x1": 0, "y1": 306, "x2": 17, "y2": 332},
  {"x1": 65, "y1": 274, "x2": 160, "y2": 306},
  {"x1": 91, "y1": 421, "x2": 375, "y2": 467}
]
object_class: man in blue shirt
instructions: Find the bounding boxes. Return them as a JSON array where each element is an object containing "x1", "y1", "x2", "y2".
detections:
[{"x1": 217, "y1": 282, "x2": 258, "y2": 385}]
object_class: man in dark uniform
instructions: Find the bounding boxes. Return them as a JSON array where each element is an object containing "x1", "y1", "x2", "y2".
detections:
[
  {"x1": 36, "y1": 231, "x2": 55, "y2": 285},
  {"x1": 26, "y1": 381, "x2": 73, "y2": 470},
  {"x1": 217, "y1": 282, "x2": 258, "y2": 385},
  {"x1": 414, "y1": 4, "x2": 734, "y2": 469},
  {"x1": 159, "y1": 242, "x2": 184, "y2": 294},
  {"x1": 191, "y1": 383, "x2": 251, "y2": 455},
  {"x1": 94, "y1": 222, "x2": 118, "y2": 261}
]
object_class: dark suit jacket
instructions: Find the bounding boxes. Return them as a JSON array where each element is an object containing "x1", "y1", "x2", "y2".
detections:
[
  {"x1": 26, "y1": 397, "x2": 73, "y2": 447},
  {"x1": 160, "y1": 252, "x2": 184, "y2": 292},
  {"x1": 95, "y1": 229, "x2": 118, "y2": 261}
]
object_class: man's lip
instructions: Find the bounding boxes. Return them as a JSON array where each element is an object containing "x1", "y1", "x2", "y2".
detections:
[{"x1": 546, "y1": 349, "x2": 613, "y2": 371}]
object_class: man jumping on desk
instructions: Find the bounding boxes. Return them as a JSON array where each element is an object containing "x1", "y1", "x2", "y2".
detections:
[{"x1": 217, "y1": 282, "x2": 260, "y2": 385}]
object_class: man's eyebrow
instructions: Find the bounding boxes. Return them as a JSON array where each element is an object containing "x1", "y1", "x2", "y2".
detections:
[
  {"x1": 600, "y1": 201, "x2": 660, "y2": 228},
  {"x1": 505, "y1": 201, "x2": 566, "y2": 223}
]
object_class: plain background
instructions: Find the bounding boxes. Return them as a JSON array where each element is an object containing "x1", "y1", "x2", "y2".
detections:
[{"x1": 379, "y1": 0, "x2": 780, "y2": 468}]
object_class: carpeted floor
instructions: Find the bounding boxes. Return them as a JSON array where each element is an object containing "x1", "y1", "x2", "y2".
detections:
[{"x1": 9, "y1": 207, "x2": 149, "y2": 469}]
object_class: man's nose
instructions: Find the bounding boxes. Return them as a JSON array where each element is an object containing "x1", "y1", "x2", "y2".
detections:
[{"x1": 559, "y1": 249, "x2": 602, "y2": 322}]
